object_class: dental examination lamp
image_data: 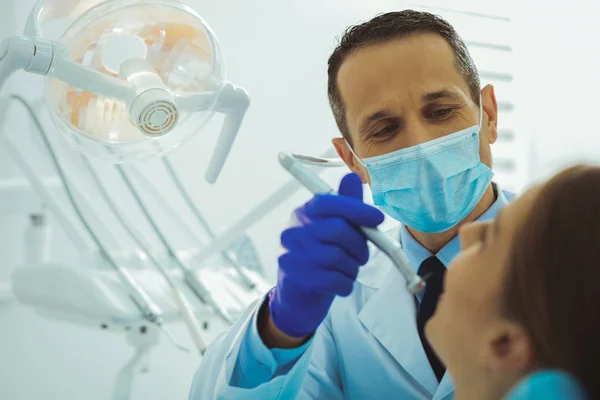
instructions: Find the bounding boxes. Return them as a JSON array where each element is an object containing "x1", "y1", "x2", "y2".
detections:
[
  {"x1": 1, "y1": 0, "x2": 250, "y2": 333},
  {"x1": 0, "y1": 0, "x2": 249, "y2": 183},
  {"x1": 0, "y1": 1, "x2": 262, "y2": 398}
]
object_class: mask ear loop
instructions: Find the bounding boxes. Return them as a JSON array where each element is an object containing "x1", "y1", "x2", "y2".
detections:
[
  {"x1": 477, "y1": 93, "x2": 483, "y2": 131},
  {"x1": 344, "y1": 138, "x2": 367, "y2": 169}
]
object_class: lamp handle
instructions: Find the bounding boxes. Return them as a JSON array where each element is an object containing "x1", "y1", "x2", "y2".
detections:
[{"x1": 204, "y1": 82, "x2": 250, "y2": 184}]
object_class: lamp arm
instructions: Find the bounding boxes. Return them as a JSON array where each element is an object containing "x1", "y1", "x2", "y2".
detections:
[{"x1": 0, "y1": 35, "x2": 54, "y2": 91}]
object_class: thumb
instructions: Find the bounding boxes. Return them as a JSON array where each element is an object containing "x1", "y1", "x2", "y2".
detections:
[{"x1": 338, "y1": 172, "x2": 364, "y2": 201}]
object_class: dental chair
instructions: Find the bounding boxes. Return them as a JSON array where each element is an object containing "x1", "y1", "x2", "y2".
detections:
[{"x1": 4, "y1": 94, "x2": 271, "y2": 400}]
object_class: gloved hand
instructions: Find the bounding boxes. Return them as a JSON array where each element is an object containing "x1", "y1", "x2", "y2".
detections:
[{"x1": 268, "y1": 172, "x2": 385, "y2": 338}]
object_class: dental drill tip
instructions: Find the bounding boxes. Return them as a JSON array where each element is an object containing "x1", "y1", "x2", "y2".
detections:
[
  {"x1": 291, "y1": 153, "x2": 327, "y2": 164},
  {"x1": 407, "y1": 277, "x2": 426, "y2": 295}
]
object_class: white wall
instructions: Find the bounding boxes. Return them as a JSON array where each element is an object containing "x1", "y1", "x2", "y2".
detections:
[
  {"x1": 1, "y1": 0, "x2": 597, "y2": 399},
  {"x1": 0, "y1": 0, "x2": 19, "y2": 289},
  {"x1": 516, "y1": 0, "x2": 600, "y2": 183}
]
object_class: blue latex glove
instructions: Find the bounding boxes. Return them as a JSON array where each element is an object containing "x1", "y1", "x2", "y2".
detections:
[{"x1": 268, "y1": 172, "x2": 385, "y2": 338}]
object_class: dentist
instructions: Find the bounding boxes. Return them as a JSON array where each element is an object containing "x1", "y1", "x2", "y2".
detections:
[{"x1": 190, "y1": 10, "x2": 513, "y2": 400}]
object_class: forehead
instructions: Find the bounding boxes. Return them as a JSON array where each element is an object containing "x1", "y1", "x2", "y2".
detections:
[{"x1": 336, "y1": 34, "x2": 471, "y2": 127}]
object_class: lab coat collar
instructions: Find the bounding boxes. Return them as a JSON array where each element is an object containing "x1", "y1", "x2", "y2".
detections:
[{"x1": 357, "y1": 183, "x2": 514, "y2": 398}]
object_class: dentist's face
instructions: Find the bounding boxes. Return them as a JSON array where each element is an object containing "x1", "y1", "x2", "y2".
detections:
[{"x1": 332, "y1": 33, "x2": 498, "y2": 183}]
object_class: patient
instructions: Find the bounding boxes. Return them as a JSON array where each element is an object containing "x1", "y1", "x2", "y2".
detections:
[{"x1": 426, "y1": 164, "x2": 600, "y2": 399}]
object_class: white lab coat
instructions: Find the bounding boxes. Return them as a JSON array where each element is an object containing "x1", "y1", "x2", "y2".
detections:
[{"x1": 189, "y1": 224, "x2": 455, "y2": 400}]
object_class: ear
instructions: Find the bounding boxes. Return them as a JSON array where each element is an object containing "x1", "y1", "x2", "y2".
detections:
[
  {"x1": 332, "y1": 137, "x2": 370, "y2": 184},
  {"x1": 487, "y1": 323, "x2": 534, "y2": 374},
  {"x1": 481, "y1": 84, "x2": 498, "y2": 144}
]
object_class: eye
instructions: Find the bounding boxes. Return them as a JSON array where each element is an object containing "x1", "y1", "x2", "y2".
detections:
[
  {"x1": 428, "y1": 108, "x2": 454, "y2": 119},
  {"x1": 372, "y1": 124, "x2": 398, "y2": 138}
]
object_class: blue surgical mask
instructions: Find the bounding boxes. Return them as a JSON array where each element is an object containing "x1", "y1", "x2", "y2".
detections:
[{"x1": 349, "y1": 100, "x2": 494, "y2": 233}]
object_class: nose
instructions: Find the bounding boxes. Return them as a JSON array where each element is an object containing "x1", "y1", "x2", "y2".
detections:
[
  {"x1": 458, "y1": 222, "x2": 486, "y2": 250},
  {"x1": 404, "y1": 117, "x2": 439, "y2": 147}
]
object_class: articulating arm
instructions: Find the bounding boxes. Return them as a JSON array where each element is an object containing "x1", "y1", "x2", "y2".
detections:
[{"x1": 0, "y1": 35, "x2": 54, "y2": 91}]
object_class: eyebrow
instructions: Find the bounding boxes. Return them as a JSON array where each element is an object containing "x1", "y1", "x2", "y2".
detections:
[
  {"x1": 421, "y1": 89, "x2": 462, "y2": 103},
  {"x1": 359, "y1": 109, "x2": 394, "y2": 136}
]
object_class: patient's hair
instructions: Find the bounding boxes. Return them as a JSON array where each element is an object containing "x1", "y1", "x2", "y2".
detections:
[
  {"x1": 503, "y1": 164, "x2": 600, "y2": 398},
  {"x1": 327, "y1": 10, "x2": 480, "y2": 147}
]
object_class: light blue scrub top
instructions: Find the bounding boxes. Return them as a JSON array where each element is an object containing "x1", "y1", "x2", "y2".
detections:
[{"x1": 230, "y1": 185, "x2": 514, "y2": 390}]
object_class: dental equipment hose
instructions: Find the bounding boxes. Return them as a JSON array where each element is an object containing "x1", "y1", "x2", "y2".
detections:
[
  {"x1": 163, "y1": 158, "x2": 258, "y2": 290},
  {"x1": 1, "y1": 144, "x2": 89, "y2": 252},
  {"x1": 7, "y1": 95, "x2": 188, "y2": 351},
  {"x1": 125, "y1": 165, "x2": 243, "y2": 318},
  {"x1": 116, "y1": 166, "x2": 234, "y2": 325},
  {"x1": 278, "y1": 152, "x2": 426, "y2": 295},
  {"x1": 80, "y1": 157, "x2": 208, "y2": 355}
]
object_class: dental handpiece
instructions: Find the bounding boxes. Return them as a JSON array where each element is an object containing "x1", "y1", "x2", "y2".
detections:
[{"x1": 278, "y1": 152, "x2": 426, "y2": 295}]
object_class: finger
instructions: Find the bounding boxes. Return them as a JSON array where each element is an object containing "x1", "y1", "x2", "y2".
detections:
[
  {"x1": 280, "y1": 227, "x2": 362, "y2": 279},
  {"x1": 302, "y1": 195, "x2": 385, "y2": 227},
  {"x1": 338, "y1": 172, "x2": 363, "y2": 200},
  {"x1": 278, "y1": 253, "x2": 356, "y2": 297},
  {"x1": 303, "y1": 218, "x2": 370, "y2": 265},
  {"x1": 309, "y1": 268, "x2": 357, "y2": 297}
]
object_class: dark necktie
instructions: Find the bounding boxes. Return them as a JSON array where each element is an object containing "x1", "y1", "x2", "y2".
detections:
[{"x1": 416, "y1": 256, "x2": 447, "y2": 382}]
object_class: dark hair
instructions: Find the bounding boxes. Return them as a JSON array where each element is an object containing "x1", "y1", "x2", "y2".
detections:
[
  {"x1": 503, "y1": 164, "x2": 600, "y2": 398},
  {"x1": 327, "y1": 10, "x2": 480, "y2": 147}
]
